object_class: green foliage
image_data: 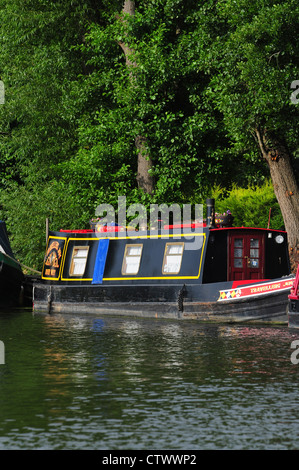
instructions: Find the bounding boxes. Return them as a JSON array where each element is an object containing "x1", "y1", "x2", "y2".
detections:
[
  {"x1": 0, "y1": 0, "x2": 121, "y2": 266},
  {"x1": 0, "y1": 180, "x2": 94, "y2": 269},
  {"x1": 0, "y1": 0, "x2": 297, "y2": 268},
  {"x1": 199, "y1": 0, "x2": 299, "y2": 152},
  {"x1": 77, "y1": 0, "x2": 248, "y2": 204},
  {"x1": 211, "y1": 181, "x2": 284, "y2": 230}
]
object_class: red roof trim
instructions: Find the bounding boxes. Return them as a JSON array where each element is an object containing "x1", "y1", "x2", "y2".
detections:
[{"x1": 210, "y1": 226, "x2": 287, "y2": 233}]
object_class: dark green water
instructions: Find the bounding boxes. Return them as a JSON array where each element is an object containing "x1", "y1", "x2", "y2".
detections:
[{"x1": 0, "y1": 308, "x2": 299, "y2": 450}]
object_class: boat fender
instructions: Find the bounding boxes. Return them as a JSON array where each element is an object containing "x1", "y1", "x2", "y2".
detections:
[
  {"x1": 47, "y1": 286, "x2": 52, "y2": 314},
  {"x1": 18, "y1": 285, "x2": 24, "y2": 306},
  {"x1": 178, "y1": 284, "x2": 187, "y2": 313}
]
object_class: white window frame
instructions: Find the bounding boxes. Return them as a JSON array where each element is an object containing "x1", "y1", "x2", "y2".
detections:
[
  {"x1": 122, "y1": 244, "x2": 143, "y2": 275},
  {"x1": 69, "y1": 246, "x2": 89, "y2": 276},
  {"x1": 162, "y1": 242, "x2": 184, "y2": 274}
]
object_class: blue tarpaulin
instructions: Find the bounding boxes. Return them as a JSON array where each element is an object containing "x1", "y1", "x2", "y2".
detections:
[{"x1": 92, "y1": 239, "x2": 110, "y2": 284}]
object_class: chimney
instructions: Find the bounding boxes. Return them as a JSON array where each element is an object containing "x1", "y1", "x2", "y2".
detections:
[{"x1": 206, "y1": 198, "x2": 215, "y2": 228}]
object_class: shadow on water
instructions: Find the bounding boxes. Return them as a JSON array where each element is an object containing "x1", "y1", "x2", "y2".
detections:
[{"x1": 1, "y1": 308, "x2": 299, "y2": 449}]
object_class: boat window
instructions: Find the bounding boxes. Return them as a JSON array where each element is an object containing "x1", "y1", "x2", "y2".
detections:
[
  {"x1": 162, "y1": 243, "x2": 184, "y2": 274},
  {"x1": 69, "y1": 246, "x2": 89, "y2": 276},
  {"x1": 122, "y1": 244, "x2": 143, "y2": 275},
  {"x1": 249, "y1": 238, "x2": 260, "y2": 268},
  {"x1": 234, "y1": 238, "x2": 243, "y2": 268}
]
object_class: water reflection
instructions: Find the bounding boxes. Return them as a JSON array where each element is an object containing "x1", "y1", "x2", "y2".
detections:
[
  {"x1": 39, "y1": 314, "x2": 299, "y2": 387},
  {"x1": 1, "y1": 310, "x2": 299, "y2": 449}
]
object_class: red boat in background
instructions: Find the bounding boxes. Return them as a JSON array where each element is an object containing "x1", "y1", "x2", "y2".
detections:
[{"x1": 288, "y1": 264, "x2": 299, "y2": 328}]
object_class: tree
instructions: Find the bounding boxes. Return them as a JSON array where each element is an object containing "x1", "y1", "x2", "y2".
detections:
[
  {"x1": 118, "y1": 0, "x2": 154, "y2": 194},
  {"x1": 75, "y1": 0, "x2": 239, "y2": 207},
  {"x1": 186, "y1": 0, "x2": 299, "y2": 269},
  {"x1": 0, "y1": 0, "x2": 120, "y2": 266},
  {"x1": 1, "y1": 0, "x2": 297, "y2": 271}
]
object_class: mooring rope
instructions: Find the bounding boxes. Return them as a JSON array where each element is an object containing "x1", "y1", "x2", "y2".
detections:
[{"x1": 1, "y1": 251, "x2": 41, "y2": 275}]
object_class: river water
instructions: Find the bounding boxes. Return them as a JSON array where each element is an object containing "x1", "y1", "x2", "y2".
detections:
[{"x1": 0, "y1": 307, "x2": 299, "y2": 451}]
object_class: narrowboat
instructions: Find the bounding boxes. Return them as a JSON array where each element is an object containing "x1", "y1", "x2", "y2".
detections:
[
  {"x1": 0, "y1": 220, "x2": 24, "y2": 307},
  {"x1": 288, "y1": 264, "x2": 299, "y2": 328},
  {"x1": 33, "y1": 199, "x2": 294, "y2": 323}
]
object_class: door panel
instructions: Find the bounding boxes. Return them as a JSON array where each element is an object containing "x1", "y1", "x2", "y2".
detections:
[{"x1": 229, "y1": 233, "x2": 264, "y2": 281}]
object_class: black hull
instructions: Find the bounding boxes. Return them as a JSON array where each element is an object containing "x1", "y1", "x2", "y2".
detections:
[
  {"x1": 33, "y1": 281, "x2": 290, "y2": 324},
  {"x1": 0, "y1": 259, "x2": 24, "y2": 308},
  {"x1": 0, "y1": 221, "x2": 24, "y2": 308}
]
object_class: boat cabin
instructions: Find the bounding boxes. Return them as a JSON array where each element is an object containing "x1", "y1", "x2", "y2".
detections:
[
  {"x1": 41, "y1": 200, "x2": 290, "y2": 288},
  {"x1": 203, "y1": 226, "x2": 289, "y2": 284}
]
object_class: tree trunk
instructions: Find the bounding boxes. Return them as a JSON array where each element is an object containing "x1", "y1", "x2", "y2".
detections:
[
  {"x1": 255, "y1": 127, "x2": 299, "y2": 272},
  {"x1": 135, "y1": 135, "x2": 154, "y2": 194},
  {"x1": 118, "y1": 0, "x2": 154, "y2": 194}
]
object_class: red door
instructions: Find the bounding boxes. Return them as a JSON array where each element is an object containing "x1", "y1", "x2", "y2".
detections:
[{"x1": 229, "y1": 233, "x2": 264, "y2": 281}]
